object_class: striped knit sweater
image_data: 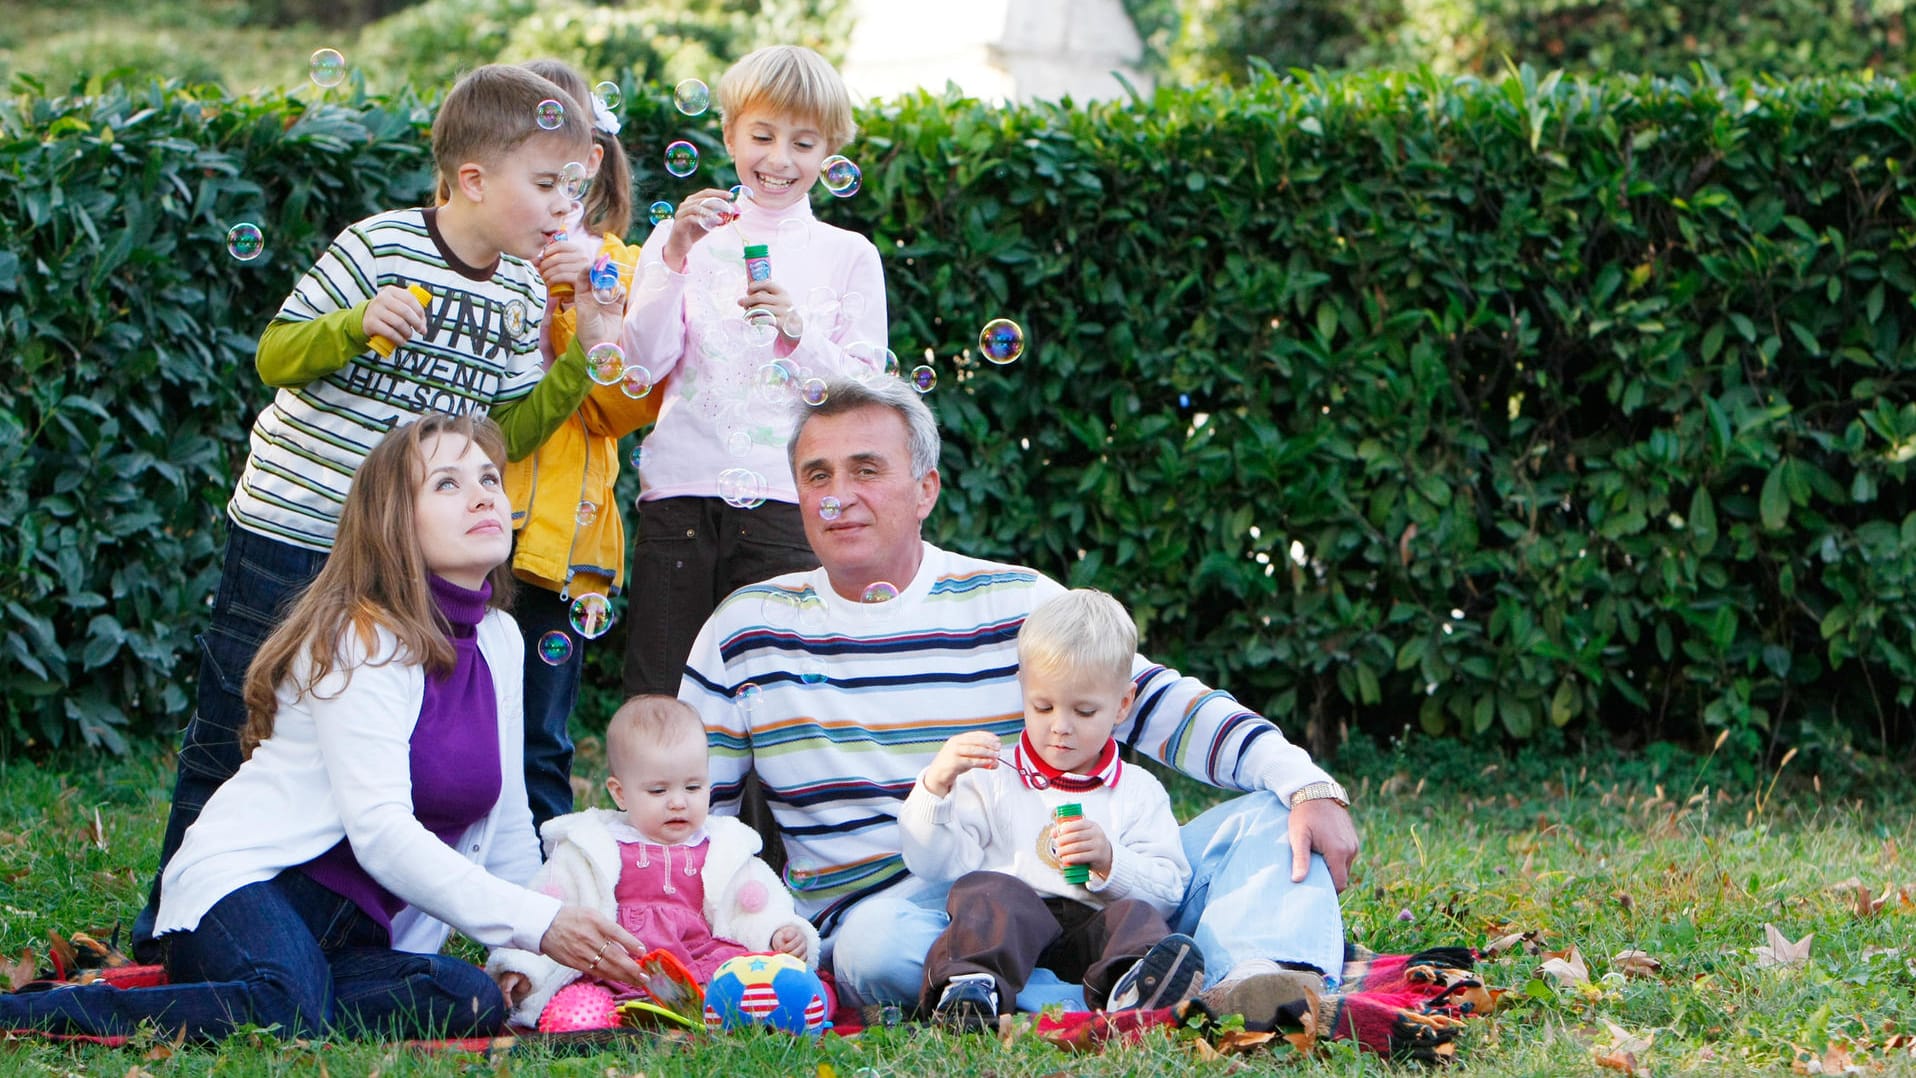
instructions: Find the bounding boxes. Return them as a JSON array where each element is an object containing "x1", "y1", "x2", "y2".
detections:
[{"x1": 681, "y1": 542, "x2": 1334, "y2": 934}]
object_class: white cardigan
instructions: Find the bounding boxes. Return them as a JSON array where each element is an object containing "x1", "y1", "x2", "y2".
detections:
[
  {"x1": 486, "y1": 811, "x2": 818, "y2": 1026},
  {"x1": 155, "y1": 610, "x2": 561, "y2": 955}
]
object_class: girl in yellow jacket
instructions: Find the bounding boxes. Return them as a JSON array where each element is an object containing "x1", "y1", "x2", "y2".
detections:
[{"x1": 509, "y1": 60, "x2": 661, "y2": 830}]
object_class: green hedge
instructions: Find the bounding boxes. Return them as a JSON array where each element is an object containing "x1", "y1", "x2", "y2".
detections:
[{"x1": 6, "y1": 67, "x2": 1916, "y2": 772}]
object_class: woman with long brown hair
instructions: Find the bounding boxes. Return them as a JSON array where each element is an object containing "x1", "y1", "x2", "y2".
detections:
[{"x1": 0, "y1": 414, "x2": 646, "y2": 1041}]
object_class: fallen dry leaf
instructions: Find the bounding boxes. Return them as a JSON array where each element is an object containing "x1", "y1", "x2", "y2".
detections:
[
  {"x1": 1754, "y1": 923, "x2": 1814, "y2": 969},
  {"x1": 2, "y1": 948, "x2": 37, "y2": 991},
  {"x1": 1595, "y1": 1049, "x2": 1650, "y2": 1075},
  {"x1": 1539, "y1": 946, "x2": 1590, "y2": 986},
  {"x1": 1603, "y1": 1019, "x2": 1655, "y2": 1056},
  {"x1": 1486, "y1": 929, "x2": 1544, "y2": 956},
  {"x1": 1613, "y1": 950, "x2": 1663, "y2": 979}
]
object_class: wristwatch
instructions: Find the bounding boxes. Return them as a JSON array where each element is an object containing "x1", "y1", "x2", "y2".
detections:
[{"x1": 1288, "y1": 780, "x2": 1350, "y2": 808}]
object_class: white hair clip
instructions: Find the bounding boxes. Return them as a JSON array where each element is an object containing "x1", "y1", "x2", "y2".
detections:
[{"x1": 591, "y1": 93, "x2": 622, "y2": 137}]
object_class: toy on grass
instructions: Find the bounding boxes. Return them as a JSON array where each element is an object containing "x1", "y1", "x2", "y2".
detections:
[
  {"x1": 701, "y1": 951, "x2": 829, "y2": 1035},
  {"x1": 616, "y1": 947, "x2": 705, "y2": 1032}
]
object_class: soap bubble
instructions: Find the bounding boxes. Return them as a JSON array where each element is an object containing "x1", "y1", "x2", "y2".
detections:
[
  {"x1": 776, "y1": 216, "x2": 809, "y2": 253},
  {"x1": 755, "y1": 361, "x2": 795, "y2": 402},
  {"x1": 729, "y1": 184, "x2": 754, "y2": 209},
  {"x1": 861, "y1": 581, "x2": 900, "y2": 604},
  {"x1": 568, "y1": 592, "x2": 614, "y2": 639},
  {"x1": 979, "y1": 318, "x2": 1025, "y2": 364},
  {"x1": 536, "y1": 631, "x2": 574, "y2": 665},
  {"x1": 819, "y1": 496, "x2": 842, "y2": 521},
  {"x1": 648, "y1": 200, "x2": 674, "y2": 225},
  {"x1": 674, "y1": 78, "x2": 711, "y2": 116},
  {"x1": 593, "y1": 80, "x2": 622, "y2": 112},
  {"x1": 629, "y1": 444, "x2": 645, "y2": 469},
  {"x1": 800, "y1": 378, "x2": 829, "y2": 406},
  {"x1": 536, "y1": 99, "x2": 565, "y2": 131},
  {"x1": 558, "y1": 160, "x2": 590, "y2": 201},
  {"x1": 575, "y1": 501, "x2": 598, "y2": 526},
  {"x1": 743, "y1": 307, "x2": 779, "y2": 347},
  {"x1": 620, "y1": 363, "x2": 655, "y2": 399},
  {"x1": 820, "y1": 155, "x2": 862, "y2": 197},
  {"x1": 910, "y1": 365, "x2": 937, "y2": 393},
  {"x1": 726, "y1": 430, "x2": 753, "y2": 457},
  {"x1": 586, "y1": 342, "x2": 625, "y2": 386},
  {"x1": 718, "y1": 467, "x2": 768, "y2": 508},
  {"x1": 664, "y1": 140, "x2": 699, "y2": 178},
  {"x1": 225, "y1": 222, "x2": 265, "y2": 262},
  {"x1": 735, "y1": 682, "x2": 762, "y2": 713},
  {"x1": 309, "y1": 48, "x2": 346, "y2": 89}
]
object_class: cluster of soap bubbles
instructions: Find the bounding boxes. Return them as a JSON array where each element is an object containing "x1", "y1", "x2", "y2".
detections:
[
  {"x1": 581, "y1": 342, "x2": 655, "y2": 400},
  {"x1": 718, "y1": 467, "x2": 769, "y2": 509},
  {"x1": 820, "y1": 155, "x2": 862, "y2": 198}
]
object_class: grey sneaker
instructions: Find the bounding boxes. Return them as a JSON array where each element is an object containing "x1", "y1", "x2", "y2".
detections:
[
  {"x1": 1107, "y1": 933, "x2": 1206, "y2": 1011},
  {"x1": 931, "y1": 973, "x2": 999, "y2": 1034}
]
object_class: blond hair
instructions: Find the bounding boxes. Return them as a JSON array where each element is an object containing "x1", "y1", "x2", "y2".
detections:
[
  {"x1": 242, "y1": 414, "x2": 516, "y2": 753},
  {"x1": 717, "y1": 45, "x2": 857, "y2": 150},
  {"x1": 432, "y1": 64, "x2": 592, "y2": 186},
  {"x1": 521, "y1": 58, "x2": 633, "y2": 238},
  {"x1": 1017, "y1": 589, "x2": 1136, "y2": 689},
  {"x1": 607, "y1": 694, "x2": 707, "y2": 779}
]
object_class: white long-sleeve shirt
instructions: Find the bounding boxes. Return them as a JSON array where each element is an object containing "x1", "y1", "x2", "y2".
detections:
[
  {"x1": 620, "y1": 194, "x2": 888, "y2": 504},
  {"x1": 899, "y1": 746, "x2": 1190, "y2": 916}
]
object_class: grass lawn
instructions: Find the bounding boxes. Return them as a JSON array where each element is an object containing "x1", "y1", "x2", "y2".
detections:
[{"x1": 1, "y1": 731, "x2": 1913, "y2": 1075}]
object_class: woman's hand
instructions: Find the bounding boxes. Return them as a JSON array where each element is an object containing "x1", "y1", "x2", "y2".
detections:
[{"x1": 539, "y1": 905, "x2": 648, "y2": 984}]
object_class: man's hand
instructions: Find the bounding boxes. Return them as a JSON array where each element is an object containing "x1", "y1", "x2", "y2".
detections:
[
  {"x1": 1289, "y1": 798, "x2": 1359, "y2": 891},
  {"x1": 922, "y1": 730, "x2": 1001, "y2": 797}
]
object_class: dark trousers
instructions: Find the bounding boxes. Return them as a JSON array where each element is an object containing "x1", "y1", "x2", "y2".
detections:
[
  {"x1": 2, "y1": 871, "x2": 504, "y2": 1041},
  {"x1": 619, "y1": 495, "x2": 817, "y2": 697},
  {"x1": 134, "y1": 527, "x2": 329, "y2": 962},
  {"x1": 920, "y1": 870, "x2": 1174, "y2": 1013},
  {"x1": 515, "y1": 585, "x2": 583, "y2": 836}
]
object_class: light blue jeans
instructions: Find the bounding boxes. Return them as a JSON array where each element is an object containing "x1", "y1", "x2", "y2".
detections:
[{"x1": 829, "y1": 791, "x2": 1345, "y2": 1009}]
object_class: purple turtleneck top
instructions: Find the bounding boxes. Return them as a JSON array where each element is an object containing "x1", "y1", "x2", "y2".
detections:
[{"x1": 299, "y1": 575, "x2": 503, "y2": 938}]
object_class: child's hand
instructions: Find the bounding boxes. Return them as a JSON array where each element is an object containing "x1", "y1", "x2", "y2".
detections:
[
  {"x1": 537, "y1": 235, "x2": 597, "y2": 301},
  {"x1": 493, "y1": 970, "x2": 530, "y2": 1007},
  {"x1": 363, "y1": 284, "x2": 428, "y2": 350},
  {"x1": 570, "y1": 275, "x2": 627, "y2": 352},
  {"x1": 922, "y1": 730, "x2": 1001, "y2": 797},
  {"x1": 661, "y1": 187, "x2": 738, "y2": 270},
  {"x1": 1054, "y1": 816, "x2": 1114, "y2": 880},
  {"x1": 771, "y1": 924, "x2": 810, "y2": 960},
  {"x1": 739, "y1": 279, "x2": 800, "y2": 340}
]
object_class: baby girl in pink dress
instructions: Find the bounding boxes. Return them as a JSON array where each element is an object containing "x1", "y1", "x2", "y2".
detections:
[{"x1": 488, "y1": 695, "x2": 817, "y2": 1029}]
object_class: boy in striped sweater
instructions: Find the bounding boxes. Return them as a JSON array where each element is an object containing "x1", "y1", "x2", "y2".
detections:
[
  {"x1": 134, "y1": 64, "x2": 625, "y2": 960},
  {"x1": 679, "y1": 376, "x2": 1360, "y2": 1013}
]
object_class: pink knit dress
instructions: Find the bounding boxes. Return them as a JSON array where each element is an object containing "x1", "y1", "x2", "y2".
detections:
[{"x1": 612, "y1": 837, "x2": 752, "y2": 982}]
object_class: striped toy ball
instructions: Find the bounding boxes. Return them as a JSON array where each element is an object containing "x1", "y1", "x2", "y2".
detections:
[{"x1": 702, "y1": 952, "x2": 829, "y2": 1034}]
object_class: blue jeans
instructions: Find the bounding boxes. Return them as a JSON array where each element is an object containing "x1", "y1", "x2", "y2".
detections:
[
  {"x1": 828, "y1": 792, "x2": 1346, "y2": 1008},
  {"x1": 1, "y1": 871, "x2": 505, "y2": 1041},
  {"x1": 133, "y1": 526, "x2": 329, "y2": 962},
  {"x1": 516, "y1": 585, "x2": 582, "y2": 835}
]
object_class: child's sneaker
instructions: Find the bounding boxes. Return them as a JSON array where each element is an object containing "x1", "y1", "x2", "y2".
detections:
[
  {"x1": 1107, "y1": 933, "x2": 1205, "y2": 1012},
  {"x1": 931, "y1": 973, "x2": 999, "y2": 1034}
]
